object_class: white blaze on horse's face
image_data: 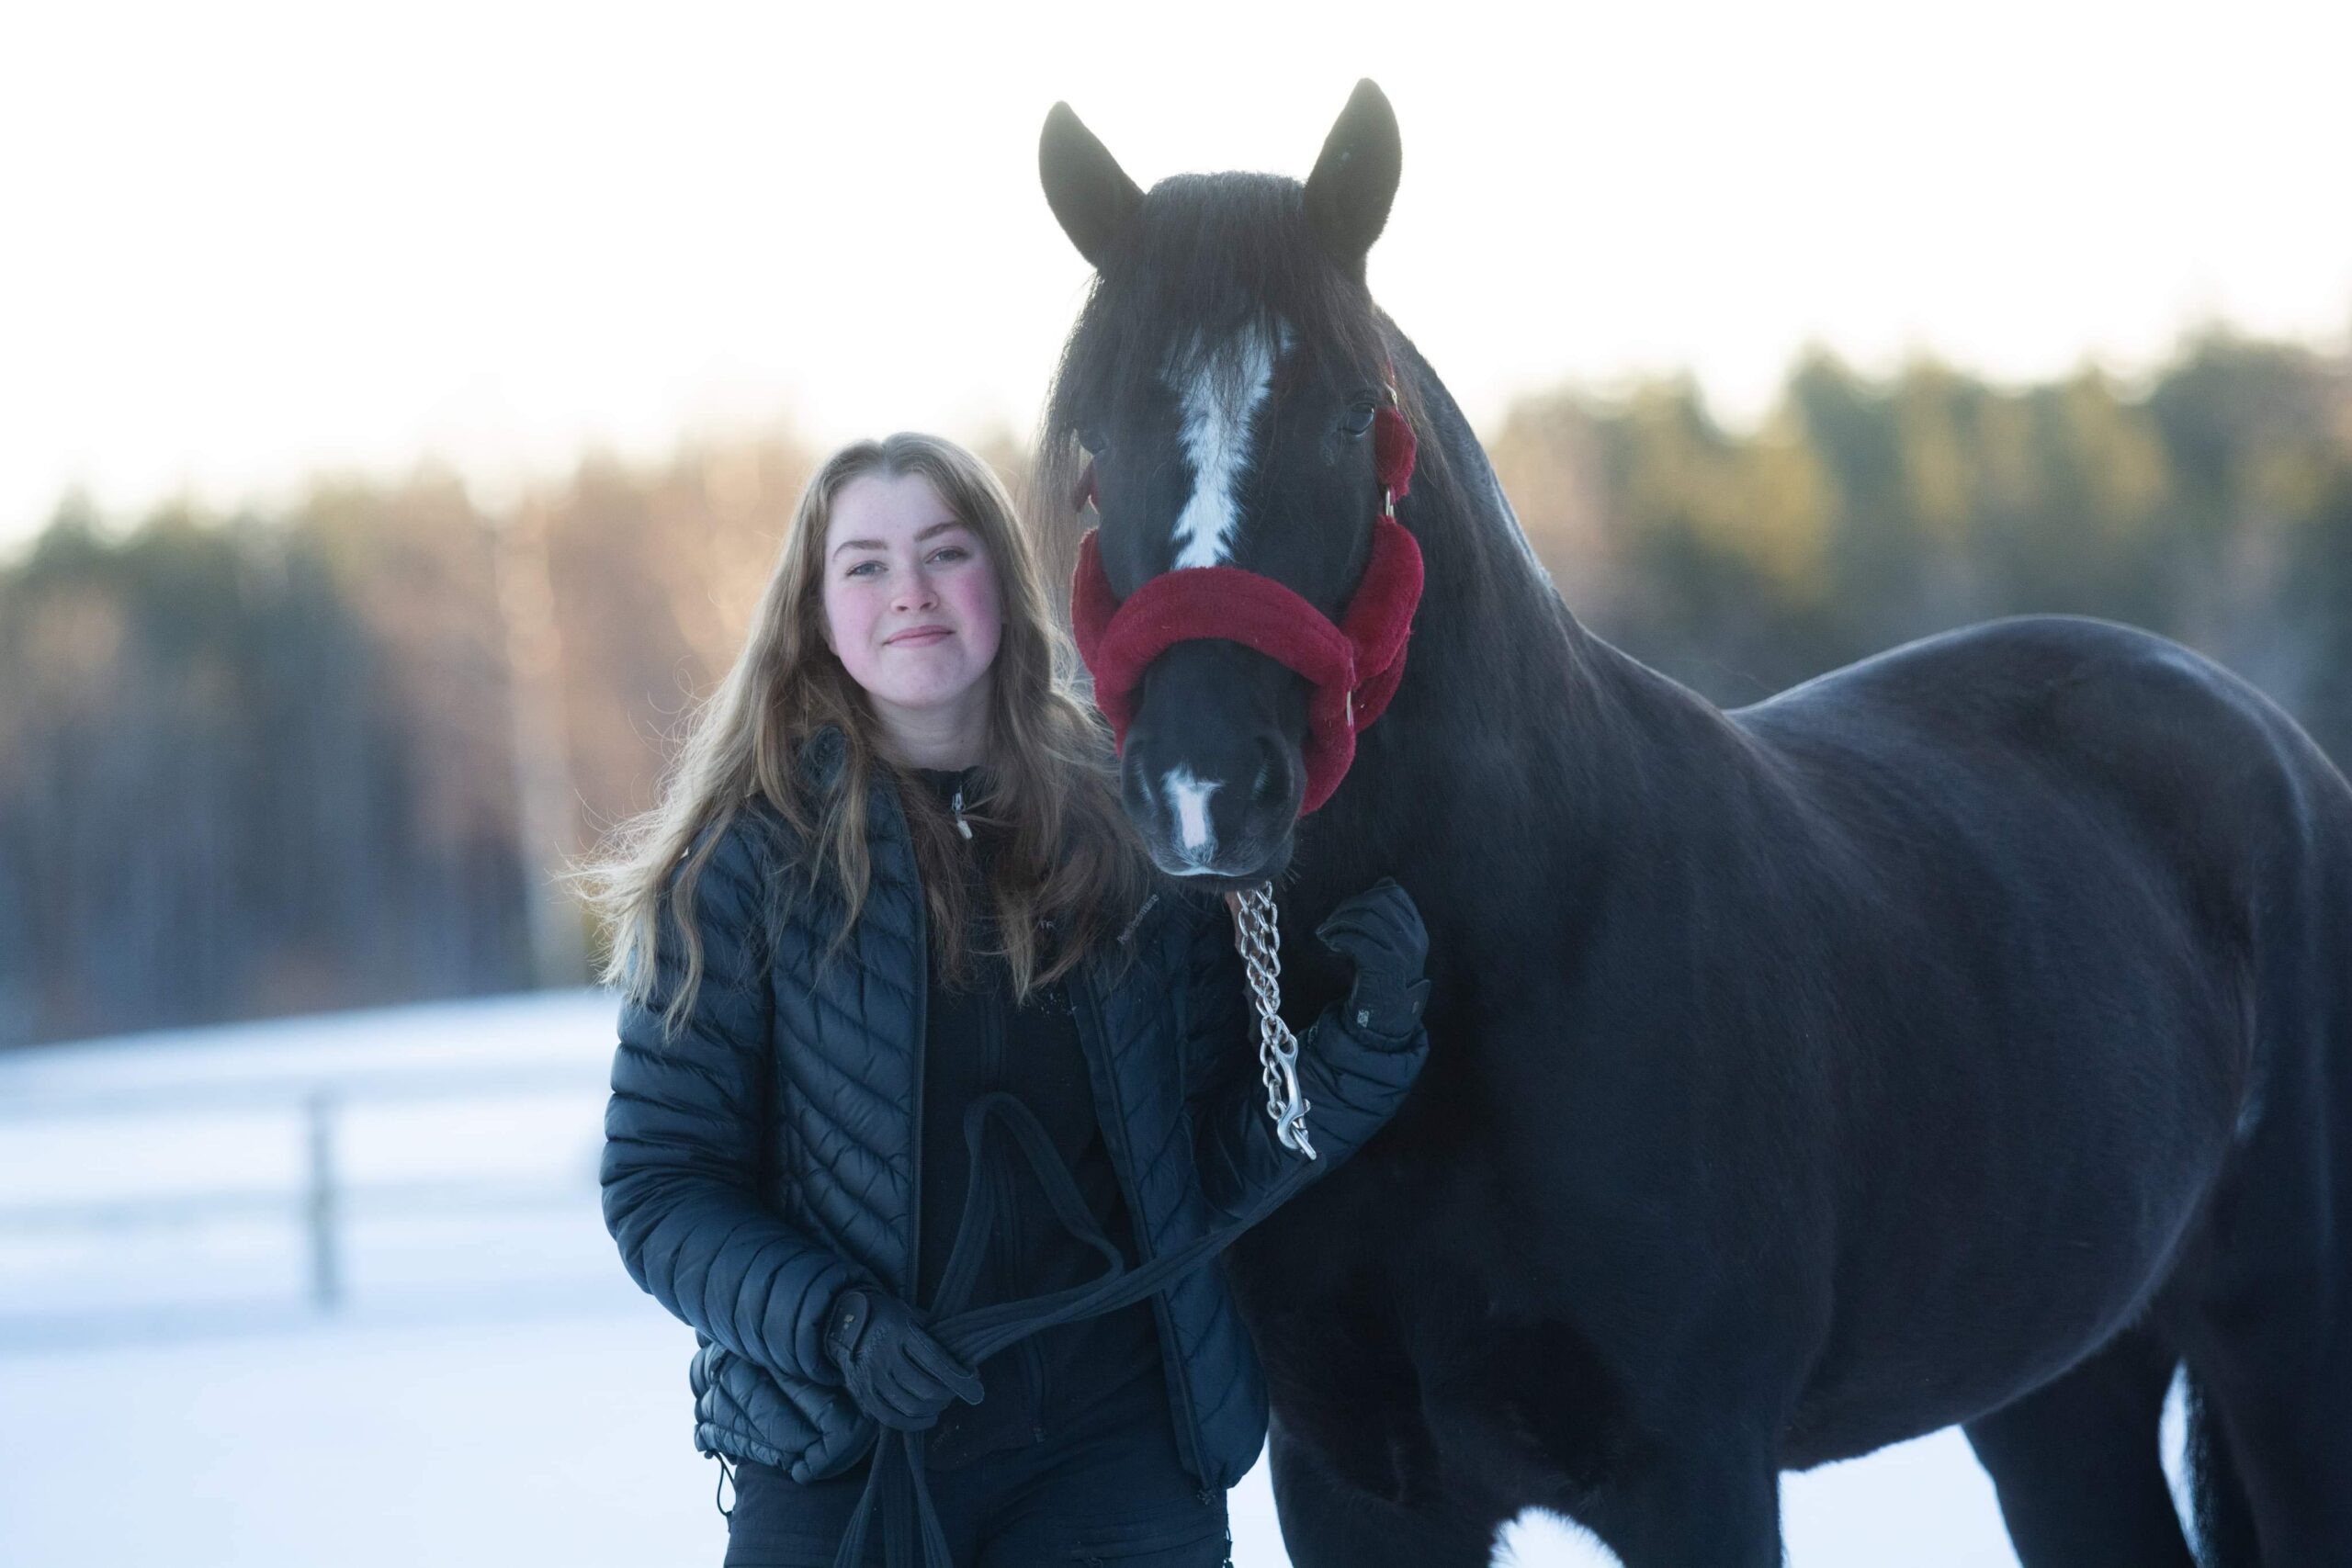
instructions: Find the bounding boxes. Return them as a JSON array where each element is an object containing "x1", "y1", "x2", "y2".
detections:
[
  {"x1": 1166, "y1": 322, "x2": 1290, "y2": 570},
  {"x1": 1162, "y1": 765, "x2": 1223, "y2": 871}
]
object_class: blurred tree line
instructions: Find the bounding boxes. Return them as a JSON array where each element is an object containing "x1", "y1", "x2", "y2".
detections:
[
  {"x1": 1492, "y1": 331, "x2": 2352, "y2": 748},
  {"x1": 1, "y1": 333, "x2": 2346, "y2": 1048},
  {"x1": 0, "y1": 434, "x2": 834, "y2": 1046}
]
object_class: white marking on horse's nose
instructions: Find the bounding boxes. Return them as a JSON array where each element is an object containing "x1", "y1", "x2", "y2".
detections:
[
  {"x1": 1170, "y1": 325, "x2": 1284, "y2": 570},
  {"x1": 1164, "y1": 766, "x2": 1222, "y2": 860}
]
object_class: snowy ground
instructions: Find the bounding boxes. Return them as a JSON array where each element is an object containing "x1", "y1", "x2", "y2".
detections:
[{"x1": 0, "y1": 992, "x2": 2176, "y2": 1566}]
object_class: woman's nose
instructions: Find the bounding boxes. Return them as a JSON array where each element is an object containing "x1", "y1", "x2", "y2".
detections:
[{"x1": 892, "y1": 570, "x2": 939, "y2": 613}]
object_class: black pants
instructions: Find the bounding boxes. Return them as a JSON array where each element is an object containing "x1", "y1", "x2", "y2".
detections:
[{"x1": 721, "y1": 1405, "x2": 1233, "y2": 1568}]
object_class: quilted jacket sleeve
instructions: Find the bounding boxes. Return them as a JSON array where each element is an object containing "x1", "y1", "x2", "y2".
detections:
[
  {"x1": 601, "y1": 813, "x2": 862, "y2": 1386},
  {"x1": 1181, "y1": 897, "x2": 1430, "y2": 1224}
]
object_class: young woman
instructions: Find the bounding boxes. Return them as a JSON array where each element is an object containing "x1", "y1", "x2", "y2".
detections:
[{"x1": 585, "y1": 433, "x2": 1431, "y2": 1567}]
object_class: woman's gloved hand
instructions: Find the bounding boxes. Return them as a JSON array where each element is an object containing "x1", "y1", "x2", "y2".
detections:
[
  {"x1": 821, "y1": 1288, "x2": 985, "y2": 1431},
  {"x1": 1316, "y1": 878, "x2": 1430, "y2": 1044}
]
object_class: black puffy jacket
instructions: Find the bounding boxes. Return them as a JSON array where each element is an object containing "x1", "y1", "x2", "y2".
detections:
[{"x1": 600, "y1": 728, "x2": 1429, "y2": 1486}]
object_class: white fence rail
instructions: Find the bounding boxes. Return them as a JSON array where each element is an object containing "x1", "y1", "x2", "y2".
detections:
[{"x1": 0, "y1": 991, "x2": 623, "y2": 1344}]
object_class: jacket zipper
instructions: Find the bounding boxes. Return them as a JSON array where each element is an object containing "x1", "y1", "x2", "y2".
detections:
[
  {"x1": 1076, "y1": 954, "x2": 1210, "y2": 1485},
  {"x1": 978, "y1": 963, "x2": 1048, "y2": 1429},
  {"x1": 904, "y1": 818, "x2": 928, "y2": 1304},
  {"x1": 1002, "y1": 994, "x2": 1051, "y2": 1430}
]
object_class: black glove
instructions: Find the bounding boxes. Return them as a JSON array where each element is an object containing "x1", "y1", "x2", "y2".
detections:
[
  {"x1": 821, "y1": 1288, "x2": 985, "y2": 1431},
  {"x1": 1316, "y1": 878, "x2": 1430, "y2": 1044}
]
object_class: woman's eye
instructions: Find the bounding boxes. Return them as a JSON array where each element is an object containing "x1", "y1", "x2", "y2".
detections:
[
  {"x1": 929, "y1": 546, "x2": 969, "y2": 565},
  {"x1": 846, "y1": 560, "x2": 883, "y2": 578},
  {"x1": 1341, "y1": 402, "x2": 1377, "y2": 437}
]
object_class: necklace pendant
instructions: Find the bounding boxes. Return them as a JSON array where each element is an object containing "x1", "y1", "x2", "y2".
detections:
[{"x1": 953, "y1": 786, "x2": 973, "y2": 840}]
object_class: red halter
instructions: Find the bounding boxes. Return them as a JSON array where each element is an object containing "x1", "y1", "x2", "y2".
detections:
[{"x1": 1069, "y1": 398, "x2": 1421, "y2": 815}]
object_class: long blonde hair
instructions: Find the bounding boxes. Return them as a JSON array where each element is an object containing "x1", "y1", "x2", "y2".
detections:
[{"x1": 569, "y1": 432, "x2": 1148, "y2": 1043}]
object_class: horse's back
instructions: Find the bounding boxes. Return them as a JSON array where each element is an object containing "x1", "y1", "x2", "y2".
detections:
[
  {"x1": 1747, "y1": 622, "x2": 2352, "y2": 1540},
  {"x1": 1736, "y1": 614, "x2": 2343, "y2": 895},
  {"x1": 1715, "y1": 615, "x2": 2352, "y2": 1459},
  {"x1": 1741, "y1": 614, "x2": 2288, "y2": 761},
  {"x1": 1734, "y1": 611, "x2": 2352, "y2": 1167}
]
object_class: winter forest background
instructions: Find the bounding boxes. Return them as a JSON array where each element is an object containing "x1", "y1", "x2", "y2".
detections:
[{"x1": 6, "y1": 330, "x2": 2349, "y2": 1049}]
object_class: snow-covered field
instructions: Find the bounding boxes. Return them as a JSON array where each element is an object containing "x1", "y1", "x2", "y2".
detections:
[{"x1": 0, "y1": 991, "x2": 2154, "y2": 1566}]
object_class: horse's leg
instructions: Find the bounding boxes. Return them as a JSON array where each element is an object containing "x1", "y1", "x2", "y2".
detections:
[
  {"x1": 2168, "y1": 987, "x2": 2352, "y2": 1562},
  {"x1": 2181, "y1": 1372, "x2": 2259, "y2": 1568},
  {"x1": 2178, "y1": 1304, "x2": 2352, "y2": 1562},
  {"x1": 1961, "y1": 1324, "x2": 2195, "y2": 1567},
  {"x1": 1265, "y1": 1417, "x2": 1505, "y2": 1568},
  {"x1": 1566, "y1": 1438, "x2": 1782, "y2": 1568}
]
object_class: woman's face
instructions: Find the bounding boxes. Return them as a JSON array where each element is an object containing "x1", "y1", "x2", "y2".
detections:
[{"x1": 820, "y1": 470, "x2": 1004, "y2": 757}]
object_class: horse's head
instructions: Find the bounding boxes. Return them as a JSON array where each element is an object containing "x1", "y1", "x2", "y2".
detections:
[{"x1": 1040, "y1": 79, "x2": 1412, "y2": 886}]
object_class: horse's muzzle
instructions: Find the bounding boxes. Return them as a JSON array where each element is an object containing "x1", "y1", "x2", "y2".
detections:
[{"x1": 1118, "y1": 642, "x2": 1305, "y2": 884}]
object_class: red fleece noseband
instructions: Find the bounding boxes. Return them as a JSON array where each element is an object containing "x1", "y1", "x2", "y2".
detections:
[{"x1": 1070, "y1": 400, "x2": 1422, "y2": 815}]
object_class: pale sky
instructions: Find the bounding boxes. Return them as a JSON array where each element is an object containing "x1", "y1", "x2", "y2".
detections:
[{"x1": 4, "y1": 0, "x2": 2348, "y2": 554}]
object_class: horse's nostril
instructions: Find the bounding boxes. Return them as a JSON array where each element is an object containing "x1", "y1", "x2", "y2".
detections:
[{"x1": 1250, "y1": 741, "x2": 1291, "y2": 808}]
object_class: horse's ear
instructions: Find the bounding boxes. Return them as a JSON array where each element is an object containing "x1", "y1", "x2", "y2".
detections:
[
  {"x1": 1040, "y1": 102, "x2": 1142, "y2": 270},
  {"x1": 1303, "y1": 78, "x2": 1402, "y2": 276}
]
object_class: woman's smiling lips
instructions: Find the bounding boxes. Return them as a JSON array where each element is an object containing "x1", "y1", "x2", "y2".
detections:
[{"x1": 885, "y1": 625, "x2": 954, "y2": 648}]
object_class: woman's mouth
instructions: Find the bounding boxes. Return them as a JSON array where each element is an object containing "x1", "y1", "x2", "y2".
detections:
[{"x1": 886, "y1": 626, "x2": 954, "y2": 648}]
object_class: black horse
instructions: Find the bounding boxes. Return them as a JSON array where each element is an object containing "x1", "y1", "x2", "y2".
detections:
[{"x1": 1035, "y1": 80, "x2": 2352, "y2": 1568}]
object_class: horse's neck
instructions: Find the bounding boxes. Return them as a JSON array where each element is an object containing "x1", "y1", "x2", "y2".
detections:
[{"x1": 1301, "y1": 361, "x2": 1736, "y2": 949}]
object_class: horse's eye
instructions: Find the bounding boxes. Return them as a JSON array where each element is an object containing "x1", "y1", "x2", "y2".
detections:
[
  {"x1": 1340, "y1": 402, "x2": 1377, "y2": 438},
  {"x1": 1078, "y1": 426, "x2": 1111, "y2": 457}
]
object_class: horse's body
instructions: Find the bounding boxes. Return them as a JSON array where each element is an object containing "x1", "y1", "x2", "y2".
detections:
[{"x1": 1039, "y1": 85, "x2": 2352, "y2": 1565}]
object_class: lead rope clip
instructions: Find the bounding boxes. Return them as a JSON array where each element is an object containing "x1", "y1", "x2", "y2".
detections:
[{"x1": 1225, "y1": 886, "x2": 1316, "y2": 1160}]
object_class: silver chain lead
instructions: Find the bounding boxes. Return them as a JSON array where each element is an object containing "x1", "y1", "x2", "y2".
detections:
[{"x1": 1226, "y1": 885, "x2": 1316, "y2": 1160}]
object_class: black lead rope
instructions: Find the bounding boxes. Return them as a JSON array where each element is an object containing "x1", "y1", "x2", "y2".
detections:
[{"x1": 825, "y1": 1090, "x2": 1313, "y2": 1568}]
